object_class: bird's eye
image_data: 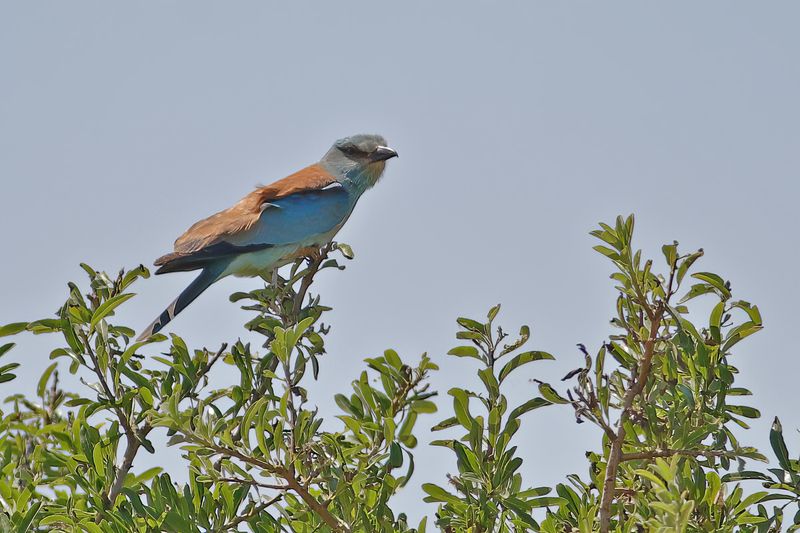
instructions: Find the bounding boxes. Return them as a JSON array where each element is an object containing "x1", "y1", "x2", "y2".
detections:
[{"x1": 338, "y1": 143, "x2": 365, "y2": 157}]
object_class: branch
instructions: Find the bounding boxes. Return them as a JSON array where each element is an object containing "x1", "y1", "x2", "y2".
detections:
[
  {"x1": 105, "y1": 434, "x2": 138, "y2": 505},
  {"x1": 216, "y1": 494, "x2": 283, "y2": 532},
  {"x1": 291, "y1": 244, "x2": 332, "y2": 320},
  {"x1": 282, "y1": 467, "x2": 350, "y2": 533},
  {"x1": 201, "y1": 343, "x2": 228, "y2": 377},
  {"x1": 203, "y1": 441, "x2": 348, "y2": 532},
  {"x1": 599, "y1": 308, "x2": 663, "y2": 533},
  {"x1": 620, "y1": 448, "x2": 737, "y2": 462},
  {"x1": 81, "y1": 331, "x2": 152, "y2": 522},
  {"x1": 217, "y1": 477, "x2": 289, "y2": 491},
  {"x1": 82, "y1": 332, "x2": 133, "y2": 435},
  {"x1": 101, "y1": 343, "x2": 224, "y2": 521},
  {"x1": 627, "y1": 264, "x2": 655, "y2": 321}
]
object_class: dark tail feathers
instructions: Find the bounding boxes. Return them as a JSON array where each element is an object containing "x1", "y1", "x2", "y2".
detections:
[{"x1": 137, "y1": 266, "x2": 224, "y2": 341}]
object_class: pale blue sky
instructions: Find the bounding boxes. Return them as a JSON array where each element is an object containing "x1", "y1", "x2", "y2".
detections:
[{"x1": 1, "y1": 1, "x2": 798, "y2": 524}]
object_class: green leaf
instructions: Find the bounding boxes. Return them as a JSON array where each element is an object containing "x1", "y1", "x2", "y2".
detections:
[
  {"x1": 120, "y1": 264, "x2": 150, "y2": 289},
  {"x1": 38, "y1": 514, "x2": 72, "y2": 527},
  {"x1": 679, "y1": 283, "x2": 716, "y2": 304},
  {"x1": 133, "y1": 467, "x2": 163, "y2": 484},
  {"x1": 478, "y1": 367, "x2": 499, "y2": 398},
  {"x1": 456, "y1": 331, "x2": 483, "y2": 341},
  {"x1": 691, "y1": 272, "x2": 731, "y2": 299},
  {"x1": 449, "y1": 388, "x2": 473, "y2": 429},
  {"x1": 676, "y1": 383, "x2": 695, "y2": 409},
  {"x1": 411, "y1": 400, "x2": 437, "y2": 414},
  {"x1": 508, "y1": 397, "x2": 551, "y2": 421},
  {"x1": 721, "y1": 322, "x2": 763, "y2": 353},
  {"x1": 730, "y1": 300, "x2": 763, "y2": 325},
  {"x1": 16, "y1": 502, "x2": 42, "y2": 533},
  {"x1": 0, "y1": 322, "x2": 27, "y2": 337},
  {"x1": 536, "y1": 382, "x2": 569, "y2": 404},
  {"x1": 65, "y1": 398, "x2": 93, "y2": 407},
  {"x1": 727, "y1": 405, "x2": 760, "y2": 419},
  {"x1": 92, "y1": 442, "x2": 106, "y2": 477},
  {"x1": 384, "y1": 349, "x2": 402, "y2": 369},
  {"x1": 456, "y1": 317, "x2": 485, "y2": 333},
  {"x1": 120, "y1": 335, "x2": 166, "y2": 365},
  {"x1": 80, "y1": 521, "x2": 105, "y2": 533},
  {"x1": 431, "y1": 417, "x2": 459, "y2": 432},
  {"x1": 771, "y1": 417, "x2": 791, "y2": 470},
  {"x1": 593, "y1": 244, "x2": 620, "y2": 260},
  {"x1": 334, "y1": 394, "x2": 353, "y2": 415},
  {"x1": 389, "y1": 442, "x2": 403, "y2": 468},
  {"x1": 422, "y1": 483, "x2": 462, "y2": 505},
  {"x1": 529, "y1": 496, "x2": 568, "y2": 508},
  {"x1": 447, "y1": 346, "x2": 481, "y2": 359},
  {"x1": 722, "y1": 471, "x2": 773, "y2": 483},
  {"x1": 336, "y1": 243, "x2": 355, "y2": 259},
  {"x1": 0, "y1": 343, "x2": 14, "y2": 358},
  {"x1": 90, "y1": 293, "x2": 135, "y2": 329},
  {"x1": 499, "y1": 351, "x2": 554, "y2": 383},
  {"x1": 139, "y1": 387, "x2": 154, "y2": 407},
  {"x1": 37, "y1": 362, "x2": 58, "y2": 397},
  {"x1": 662, "y1": 242, "x2": 678, "y2": 267},
  {"x1": 499, "y1": 324, "x2": 530, "y2": 356},
  {"x1": 677, "y1": 249, "x2": 704, "y2": 284}
]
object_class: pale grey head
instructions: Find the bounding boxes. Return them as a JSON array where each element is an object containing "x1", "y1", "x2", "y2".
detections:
[{"x1": 320, "y1": 134, "x2": 398, "y2": 191}]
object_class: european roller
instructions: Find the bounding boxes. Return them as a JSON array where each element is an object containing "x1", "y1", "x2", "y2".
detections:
[{"x1": 138, "y1": 134, "x2": 397, "y2": 340}]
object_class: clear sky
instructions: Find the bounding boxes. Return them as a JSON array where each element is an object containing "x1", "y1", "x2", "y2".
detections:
[{"x1": 1, "y1": 1, "x2": 798, "y2": 524}]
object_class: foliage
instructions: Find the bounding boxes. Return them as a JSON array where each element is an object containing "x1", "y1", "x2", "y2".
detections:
[
  {"x1": 0, "y1": 217, "x2": 794, "y2": 532},
  {"x1": 538, "y1": 215, "x2": 773, "y2": 533},
  {"x1": 0, "y1": 246, "x2": 436, "y2": 532},
  {"x1": 423, "y1": 305, "x2": 558, "y2": 531}
]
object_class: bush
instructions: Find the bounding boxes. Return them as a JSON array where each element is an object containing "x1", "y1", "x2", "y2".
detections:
[{"x1": 0, "y1": 216, "x2": 797, "y2": 532}]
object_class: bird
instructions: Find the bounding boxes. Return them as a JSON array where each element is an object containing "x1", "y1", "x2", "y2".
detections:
[{"x1": 137, "y1": 134, "x2": 397, "y2": 341}]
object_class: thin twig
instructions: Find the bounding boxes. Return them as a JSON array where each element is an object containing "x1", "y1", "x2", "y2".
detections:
[
  {"x1": 82, "y1": 332, "x2": 133, "y2": 435},
  {"x1": 620, "y1": 448, "x2": 737, "y2": 462},
  {"x1": 291, "y1": 245, "x2": 331, "y2": 320},
  {"x1": 216, "y1": 494, "x2": 283, "y2": 532},
  {"x1": 202, "y1": 343, "x2": 229, "y2": 376},
  {"x1": 217, "y1": 477, "x2": 289, "y2": 491}
]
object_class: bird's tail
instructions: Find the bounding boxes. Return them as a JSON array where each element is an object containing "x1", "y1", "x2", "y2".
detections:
[{"x1": 137, "y1": 265, "x2": 225, "y2": 342}]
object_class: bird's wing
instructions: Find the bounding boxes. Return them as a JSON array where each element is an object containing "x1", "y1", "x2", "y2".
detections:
[
  {"x1": 173, "y1": 163, "x2": 337, "y2": 254},
  {"x1": 154, "y1": 164, "x2": 350, "y2": 273},
  {"x1": 232, "y1": 183, "x2": 352, "y2": 246}
]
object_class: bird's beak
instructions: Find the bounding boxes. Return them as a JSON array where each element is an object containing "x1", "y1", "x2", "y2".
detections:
[{"x1": 370, "y1": 146, "x2": 398, "y2": 162}]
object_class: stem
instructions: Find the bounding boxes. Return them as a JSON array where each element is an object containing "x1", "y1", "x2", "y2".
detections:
[
  {"x1": 105, "y1": 435, "x2": 139, "y2": 506},
  {"x1": 82, "y1": 331, "x2": 149, "y2": 522},
  {"x1": 291, "y1": 244, "x2": 331, "y2": 320},
  {"x1": 282, "y1": 469, "x2": 349, "y2": 533},
  {"x1": 204, "y1": 441, "x2": 349, "y2": 532},
  {"x1": 82, "y1": 333, "x2": 133, "y2": 436},
  {"x1": 95, "y1": 421, "x2": 154, "y2": 523},
  {"x1": 282, "y1": 355, "x2": 298, "y2": 446},
  {"x1": 599, "y1": 308, "x2": 663, "y2": 533}
]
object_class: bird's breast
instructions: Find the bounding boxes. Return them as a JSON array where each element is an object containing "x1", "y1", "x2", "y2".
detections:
[{"x1": 222, "y1": 229, "x2": 341, "y2": 278}]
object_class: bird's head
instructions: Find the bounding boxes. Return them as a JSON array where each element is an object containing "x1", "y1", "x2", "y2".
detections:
[{"x1": 320, "y1": 134, "x2": 398, "y2": 192}]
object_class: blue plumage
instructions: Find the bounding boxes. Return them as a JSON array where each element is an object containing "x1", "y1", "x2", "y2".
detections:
[{"x1": 246, "y1": 186, "x2": 353, "y2": 245}]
